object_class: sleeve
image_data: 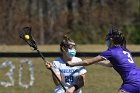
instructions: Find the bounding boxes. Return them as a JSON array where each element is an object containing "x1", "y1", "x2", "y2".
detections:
[
  {"x1": 99, "y1": 49, "x2": 112, "y2": 60},
  {"x1": 78, "y1": 66, "x2": 87, "y2": 75},
  {"x1": 52, "y1": 61, "x2": 61, "y2": 75}
]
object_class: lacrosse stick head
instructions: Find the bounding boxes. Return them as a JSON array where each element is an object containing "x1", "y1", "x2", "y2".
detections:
[{"x1": 19, "y1": 27, "x2": 38, "y2": 50}]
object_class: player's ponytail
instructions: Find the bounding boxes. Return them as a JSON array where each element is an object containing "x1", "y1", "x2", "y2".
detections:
[
  {"x1": 120, "y1": 36, "x2": 128, "y2": 51},
  {"x1": 63, "y1": 34, "x2": 71, "y2": 43}
]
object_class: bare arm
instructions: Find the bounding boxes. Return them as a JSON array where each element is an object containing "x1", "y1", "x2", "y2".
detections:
[
  {"x1": 45, "y1": 62, "x2": 62, "y2": 86},
  {"x1": 67, "y1": 55, "x2": 105, "y2": 66},
  {"x1": 52, "y1": 73, "x2": 62, "y2": 86},
  {"x1": 74, "y1": 74, "x2": 86, "y2": 88},
  {"x1": 65, "y1": 74, "x2": 86, "y2": 93}
]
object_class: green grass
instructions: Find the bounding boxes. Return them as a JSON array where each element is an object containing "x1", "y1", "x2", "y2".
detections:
[{"x1": 0, "y1": 45, "x2": 140, "y2": 93}]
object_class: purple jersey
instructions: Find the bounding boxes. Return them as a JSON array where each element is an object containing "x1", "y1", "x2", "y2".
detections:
[{"x1": 100, "y1": 46, "x2": 140, "y2": 83}]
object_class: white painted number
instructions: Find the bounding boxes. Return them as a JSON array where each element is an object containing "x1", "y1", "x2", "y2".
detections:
[
  {"x1": 19, "y1": 59, "x2": 35, "y2": 88},
  {"x1": 123, "y1": 51, "x2": 134, "y2": 63},
  {"x1": 0, "y1": 59, "x2": 35, "y2": 88},
  {"x1": 0, "y1": 61, "x2": 15, "y2": 87}
]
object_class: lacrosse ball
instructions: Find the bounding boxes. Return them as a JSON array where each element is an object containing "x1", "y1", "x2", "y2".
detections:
[{"x1": 25, "y1": 35, "x2": 30, "y2": 39}]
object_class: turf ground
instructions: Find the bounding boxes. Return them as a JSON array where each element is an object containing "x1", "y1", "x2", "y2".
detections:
[{"x1": 0, "y1": 45, "x2": 140, "y2": 93}]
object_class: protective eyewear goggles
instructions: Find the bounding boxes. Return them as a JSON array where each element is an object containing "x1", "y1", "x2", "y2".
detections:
[{"x1": 64, "y1": 42, "x2": 76, "y2": 49}]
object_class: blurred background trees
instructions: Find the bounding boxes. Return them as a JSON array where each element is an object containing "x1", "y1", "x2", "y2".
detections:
[{"x1": 0, "y1": 0, "x2": 139, "y2": 45}]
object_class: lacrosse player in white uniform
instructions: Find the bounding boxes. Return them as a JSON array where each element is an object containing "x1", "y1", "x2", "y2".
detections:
[{"x1": 46, "y1": 35, "x2": 87, "y2": 93}]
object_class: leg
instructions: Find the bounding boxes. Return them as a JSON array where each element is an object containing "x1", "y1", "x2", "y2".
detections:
[
  {"x1": 119, "y1": 83, "x2": 138, "y2": 93},
  {"x1": 117, "y1": 89, "x2": 129, "y2": 93}
]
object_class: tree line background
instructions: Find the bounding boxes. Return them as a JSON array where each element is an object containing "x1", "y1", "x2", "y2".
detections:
[{"x1": 0, "y1": 0, "x2": 139, "y2": 45}]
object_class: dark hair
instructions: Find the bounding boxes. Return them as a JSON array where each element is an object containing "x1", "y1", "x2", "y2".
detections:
[
  {"x1": 106, "y1": 26, "x2": 126, "y2": 49},
  {"x1": 60, "y1": 35, "x2": 75, "y2": 50}
]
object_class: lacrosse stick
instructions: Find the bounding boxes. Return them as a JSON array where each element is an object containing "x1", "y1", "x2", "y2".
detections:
[{"x1": 19, "y1": 27, "x2": 66, "y2": 91}]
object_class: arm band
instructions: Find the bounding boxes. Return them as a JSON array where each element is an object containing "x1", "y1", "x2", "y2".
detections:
[{"x1": 73, "y1": 84, "x2": 79, "y2": 91}]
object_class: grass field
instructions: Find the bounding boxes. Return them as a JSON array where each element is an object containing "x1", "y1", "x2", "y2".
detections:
[{"x1": 0, "y1": 45, "x2": 140, "y2": 93}]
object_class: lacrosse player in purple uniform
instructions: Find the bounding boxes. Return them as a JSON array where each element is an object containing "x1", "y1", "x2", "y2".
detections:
[{"x1": 67, "y1": 27, "x2": 140, "y2": 93}]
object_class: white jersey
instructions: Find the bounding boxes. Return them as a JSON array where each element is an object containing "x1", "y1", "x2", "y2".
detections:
[{"x1": 52, "y1": 57, "x2": 87, "y2": 93}]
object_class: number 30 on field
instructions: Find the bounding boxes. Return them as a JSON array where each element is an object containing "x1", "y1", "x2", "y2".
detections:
[{"x1": 0, "y1": 59, "x2": 35, "y2": 88}]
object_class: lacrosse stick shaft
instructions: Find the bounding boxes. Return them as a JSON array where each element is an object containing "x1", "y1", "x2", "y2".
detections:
[
  {"x1": 36, "y1": 49, "x2": 66, "y2": 91},
  {"x1": 36, "y1": 50, "x2": 47, "y2": 63}
]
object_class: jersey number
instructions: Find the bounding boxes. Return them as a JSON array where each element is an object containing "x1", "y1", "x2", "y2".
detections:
[
  {"x1": 65, "y1": 76, "x2": 74, "y2": 83},
  {"x1": 123, "y1": 51, "x2": 134, "y2": 63}
]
